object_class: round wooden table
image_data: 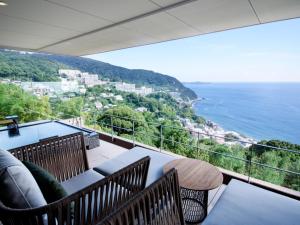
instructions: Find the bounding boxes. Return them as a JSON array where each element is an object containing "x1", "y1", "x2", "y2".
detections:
[{"x1": 163, "y1": 158, "x2": 223, "y2": 224}]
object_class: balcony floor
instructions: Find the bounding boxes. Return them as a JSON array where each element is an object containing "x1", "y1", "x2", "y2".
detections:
[{"x1": 86, "y1": 139, "x2": 225, "y2": 221}]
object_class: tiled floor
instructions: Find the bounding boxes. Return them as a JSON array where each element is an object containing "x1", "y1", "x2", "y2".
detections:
[{"x1": 86, "y1": 140, "x2": 225, "y2": 221}]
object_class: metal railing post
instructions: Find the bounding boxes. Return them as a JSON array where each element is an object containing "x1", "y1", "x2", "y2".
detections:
[
  {"x1": 247, "y1": 146, "x2": 254, "y2": 183},
  {"x1": 93, "y1": 113, "x2": 97, "y2": 130},
  {"x1": 197, "y1": 131, "x2": 200, "y2": 159},
  {"x1": 160, "y1": 125, "x2": 163, "y2": 152},
  {"x1": 110, "y1": 116, "x2": 114, "y2": 142},
  {"x1": 132, "y1": 120, "x2": 135, "y2": 147}
]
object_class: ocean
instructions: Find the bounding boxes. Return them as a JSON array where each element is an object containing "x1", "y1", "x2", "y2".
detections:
[{"x1": 184, "y1": 83, "x2": 300, "y2": 144}]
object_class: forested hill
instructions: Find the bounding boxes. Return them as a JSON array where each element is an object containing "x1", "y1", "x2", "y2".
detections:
[
  {"x1": 0, "y1": 49, "x2": 197, "y2": 100},
  {"x1": 38, "y1": 54, "x2": 197, "y2": 100}
]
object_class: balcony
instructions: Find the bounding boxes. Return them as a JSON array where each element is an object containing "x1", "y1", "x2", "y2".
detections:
[
  {"x1": 1, "y1": 1, "x2": 300, "y2": 224},
  {"x1": 85, "y1": 114, "x2": 300, "y2": 197},
  {"x1": 1, "y1": 116, "x2": 299, "y2": 225}
]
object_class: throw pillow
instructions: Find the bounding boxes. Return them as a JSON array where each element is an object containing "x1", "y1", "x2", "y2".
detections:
[
  {"x1": 0, "y1": 149, "x2": 47, "y2": 209},
  {"x1": 22, "y1": 161, "x2": 68, "y2": 203}
]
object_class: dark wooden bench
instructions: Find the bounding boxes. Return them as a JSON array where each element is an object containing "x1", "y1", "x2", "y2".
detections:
[{"x1": 0, "y1": 132, "x2": 150, "y2": 225}]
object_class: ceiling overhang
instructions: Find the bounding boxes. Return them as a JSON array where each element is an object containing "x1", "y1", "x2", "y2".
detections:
[{"x1": 0, "y1": 0, "x2": 299, "y2": 56}]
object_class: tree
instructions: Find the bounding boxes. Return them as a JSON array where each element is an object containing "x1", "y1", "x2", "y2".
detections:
[
  {"x1": 250, "y1": 139, "x2": 300, "y2": 155},
  {"x1": 52, "y1": 97, "x2": 84, "y2": 119},
  {"x1": 251, "y1": 151, "x2": 288, "y2": 186},
  {"x1": 209, "y1": 144, "x2": 246, "y2": 173},
  {"x1": 0, "y1": 83, "x2": 51, "y2": 122},
  {"x1": 0, "y1": 51, "x2": 61, "y2": 81},
  {"x1": 99, "y1": 106, "x2": 145, "y2": 133},
  {"x1": 161, "y1": 120, "x2": 197, "y2": 158},
  {"x1": 249, "y1": 140, "x2": 300, "y2": 189},
  {"x1": 97, "y1": 106, "x2": 158, "y2": 146},
  {"x1": 284, "y1": 160, "x2": 300, "y2": 191}
]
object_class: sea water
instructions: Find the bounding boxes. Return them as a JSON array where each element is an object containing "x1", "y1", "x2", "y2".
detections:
[{"x1": 185, "y1": 83, "x2": 300, "y2": 144}]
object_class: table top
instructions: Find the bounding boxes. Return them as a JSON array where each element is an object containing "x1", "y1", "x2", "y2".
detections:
[
  {"x1": 163, "y1": 158, "x2": 223, "y2": 191},
  {"x1": 202, "y1": 179, "x2": 300, "y2": 225},
  {"x1": 0, "y1": 121, "x2": 88, "y2": 151}
]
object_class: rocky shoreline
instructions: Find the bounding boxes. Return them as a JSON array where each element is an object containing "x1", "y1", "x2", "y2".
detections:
[
  {"x1": 182, "y1": 98, "x2": 256, "y2": 147},
  {"x1": 181, "y1": 117, "x2": 256, "y2": 147}
]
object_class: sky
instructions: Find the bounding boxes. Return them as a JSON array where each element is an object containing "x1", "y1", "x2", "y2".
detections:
[{"x1": 85, "y1": 18, "x2": 300, "y2": 82}]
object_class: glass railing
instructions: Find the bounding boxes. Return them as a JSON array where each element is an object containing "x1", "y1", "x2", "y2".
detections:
[
  {"x1": 2, "y1": 110, "x2": 299, "y2": 192},
  {"x1": 93, "y1": 114, "x2": 300, "y2": 192}
]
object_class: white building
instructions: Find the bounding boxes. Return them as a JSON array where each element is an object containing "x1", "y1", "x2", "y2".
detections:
[
  {"x1": 79, "y1": 87, "x2": 87, "y2": 94},
  {"x1": 59, "y1": 69, "x2": 81, "y2": 79},
  {"x1": 33, "y1": 87, "x2": 50, "y2": 97},
  {"x1": 115, "y1": 82, "x2": 153, "y2": 96},
  {"x1": 59, "y1": 69, "x2": 106, "y2": 87},
  {"x1": 24, "y1": 79, "x2": 81, "y2": 95},
  {"x1": 136, "y1": 107, "x2": 147, "y2": 112},
  {"x1": 26, "y1": 83, "x2": 55, "y2": 97},
  {"x1": 95, "y1": 101, "x2": 103, "y2": 109},
  {"x1": 61, "y1": 78, "x2": 79, "y2": 93},
  {"x1": 81, "y1": 73, "x2": 97, "y2": 86},
  {"x1": 21, "y1": 82, "x2": 58, "y2": 97},
  {"x1": 101, "y1": 93, "x2": 115, "y2": 98},
  {"x1": 0, "y1": 79, "x2": 11, "y2": 84},
  {"x1": 135, "y1": 86, "x2": 153, "y2": 96},
  {"x1": 115, "y1": 95, "x2": 123, "y2": 101},
  {"x1": 169, "y1": 92, "x2": 181, "y2": 99},
  {"x1": 11, "y1": 80, "x2": 22, "y2": 86},
  {"x1": 80, "y1": 73, "x2": 107, "y2": 87},
  {"x1": 115, "y1": 82, "x2": 135, "y2": 92}
]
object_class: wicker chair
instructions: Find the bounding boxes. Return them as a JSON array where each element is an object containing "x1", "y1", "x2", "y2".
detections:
[
  {"x1": 0, "y1": 132, "x2": 150, "y2": 225},
  {"x1": 9, "y1": 132, "x2": 89, "y2": 182},
  {"x1": 100, "y1": 169, "x2": 185, "y2": 225}
]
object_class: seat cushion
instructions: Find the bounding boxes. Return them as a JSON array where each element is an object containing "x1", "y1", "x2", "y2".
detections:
[
  {"x1": 203, "y1": 179, "x2": 300, "y2": 225},
  {"x1": 0, "y1": 149, "x2": 47, "y2": 209},
  {"x1": 61, "y1": 169, "x2": 105, "y2": 195},
  {"x1": 94, "y1": 147, "x2": 178, "y2": 186},
  {"x1": 22, "y1": 161, "x2": 68, "y2": 203}
]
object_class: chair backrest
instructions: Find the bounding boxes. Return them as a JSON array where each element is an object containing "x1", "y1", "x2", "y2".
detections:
[
  {"x1": 100, "y1": 169, "x2": 185, "y2": 225},
  {"x1": 9, "y1": 132, "x2": 89, "y2": 182},
  {"x1": 0, "y1": 156, "x2": 150, "y2": 225}
]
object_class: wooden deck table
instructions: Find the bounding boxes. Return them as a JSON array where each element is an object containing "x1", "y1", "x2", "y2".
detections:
[{"x1": 164, "y1": 158, "x2": 223, "y2": 224}]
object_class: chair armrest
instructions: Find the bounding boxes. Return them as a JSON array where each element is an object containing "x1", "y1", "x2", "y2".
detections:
[
  {"x1": 0, "y1": 156, "x2": 150, "y2": 225},
  {"x1": 100, "y1": 169, "x2": 185, "y2": 225}
]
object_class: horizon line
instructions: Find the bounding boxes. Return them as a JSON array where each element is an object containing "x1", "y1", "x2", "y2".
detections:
[{"x1": 182, "y1": 81, "x2": 300, "y2": 83}]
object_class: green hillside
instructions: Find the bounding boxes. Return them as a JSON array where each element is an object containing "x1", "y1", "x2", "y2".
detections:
[
  {"x1": 0, "y1": 49, "x2": 197, "y2": 100},
  {"x1": 0, "y1": 50, "x2": 61, "y2": 81}
]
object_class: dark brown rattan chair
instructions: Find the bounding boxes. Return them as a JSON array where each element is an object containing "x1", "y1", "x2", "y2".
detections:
[
  {"x1": 9, "y1": 132, "x2": 89, "y2": 182},
  {"x1": 0, "y1": 132, "x2": 150, "y2": 225},
  {"x1": 100, "y1": 169, "x2": 185, "y2": 225}
]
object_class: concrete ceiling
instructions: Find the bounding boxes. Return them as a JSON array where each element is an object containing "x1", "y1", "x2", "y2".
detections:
[{"x1": 0, "y1": 0, "x2": 299, "y2": 56}]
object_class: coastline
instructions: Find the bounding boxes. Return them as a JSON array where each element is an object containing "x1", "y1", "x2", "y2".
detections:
[
  {"x1": 190, "y1": 97, "x2": 204, "y2": 107},
  {"x1": 184, "y1": 82, "x2": 300, "y2": 145},
  {"x1": 185, "y1": 98, "x2": 256, "y2": 148}
]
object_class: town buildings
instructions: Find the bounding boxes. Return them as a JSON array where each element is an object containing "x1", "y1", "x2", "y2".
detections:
[{"x1": 114, "y1": 82, "x2": 153, "y2": 96}]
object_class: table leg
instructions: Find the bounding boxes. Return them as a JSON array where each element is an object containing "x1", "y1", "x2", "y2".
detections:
[{"x1": 181, "y1": 187, "x2": 208, "y2": 224}]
